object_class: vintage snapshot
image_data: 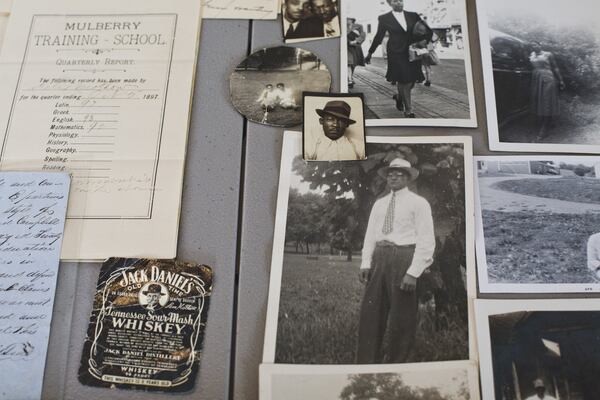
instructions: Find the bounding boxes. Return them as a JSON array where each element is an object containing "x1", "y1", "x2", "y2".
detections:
[
  {"x1": 341, "y1": 0, "x2": 477, "y2": 127},
  {"x1": 475, "y1": 156, "x2": 600, "y2": 293},
  {"x1": 230, "y1": 46, "x2": 332, "y2": 127},
  {"x1": 260, "y1": 361, "x2": 481, "y2": 400},
  {"x1": 0, "y1": 172, "x2": 70, "y2": 400},
  {"x1": 477, "y1": 0, "x2": 600, "y2": 153},
  {"x1": 303, "y1": 92, "x2": 366, "y2": 161},
  {"x1": 476, "y1": 299, "x2": 600, "y2": 400},
  {"x1": 264, "y1": 131, "x2": 476, "y2": 365},
  {"x1": 282, "y1": 0, "x2": 341, "y2": 43},
  {"x1": 79, "y1": 258, "x2": 213, "y2": 392},
  {"x1": 0, "y1": 0, "x2": 202, "y2": 260}
]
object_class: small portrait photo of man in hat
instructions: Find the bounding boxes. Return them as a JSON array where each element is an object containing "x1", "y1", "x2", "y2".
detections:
[
  {"x1": 139, "y1": 282, "x2": 168, "y2": 312},
  {"x1": 303, "y1": 92, "x2": 366, "y2": 161}
]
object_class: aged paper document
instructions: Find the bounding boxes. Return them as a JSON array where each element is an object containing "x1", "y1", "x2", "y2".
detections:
[
  {"x1": 202, "y1": 0, "x2": 278, "y2": 19},
  {"x1": 0, "y1": 0, "x2": 11, "y2": 48},
  {"x1": 0, "y1": 0, "x2": 202, "y2": 260},
  {"x1": 0, "y1": 172, "x2": 70, "y2": 400}
]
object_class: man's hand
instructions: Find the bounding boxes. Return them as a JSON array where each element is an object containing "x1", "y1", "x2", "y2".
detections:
[
  {"x1": 359, "y1": 269, "x2": 370, "y2": 284},
  {"x1": 364, "y1": 54, "x2": 372, "y2": 64},
  {"x1": 399, "y1": 274, "x2": 417, "y2": 292}
]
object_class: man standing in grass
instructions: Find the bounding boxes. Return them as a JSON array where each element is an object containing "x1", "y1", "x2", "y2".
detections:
[{"x1": 357, "y1": 157, "x2": 435, "y2": 363}]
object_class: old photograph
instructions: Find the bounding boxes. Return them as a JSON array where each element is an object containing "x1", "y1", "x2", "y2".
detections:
[
  {"x1": 476, "y1": 299, "x2": 600, "y2": 400},
  {"x1": 282, "y1": 0, "x2": 341, "y2": 43},
  {"x1": 260, "y1": 362, "x2": 481, "y2": 400},
  {"x1": 478, "y1": 0, "x2": 600, "y2": 153},
  {"x1": 303, "y1": 92, "x2": 366, "y2": 161},
  {"x1": 341, "y1": 0, "x2": 476, "y2": 127},
  {"x1": 263, "y1": 131, "x2": 475, "y2": 365},
  {"x1": 229, "y1": 46, "x2": 332, "y2": 127},
  {"x1": 475, "y1": 156, "x2": 600, "y2": 293}
]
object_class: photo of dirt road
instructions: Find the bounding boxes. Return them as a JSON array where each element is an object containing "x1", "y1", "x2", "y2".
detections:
[{"x1": 477, "y1": 158, "x2": 600, "y2": 286}]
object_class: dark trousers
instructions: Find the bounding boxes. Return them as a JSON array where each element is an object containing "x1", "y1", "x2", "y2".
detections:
[{"x1": 357, "y1": 244, "x2": 417, "y2": 363}]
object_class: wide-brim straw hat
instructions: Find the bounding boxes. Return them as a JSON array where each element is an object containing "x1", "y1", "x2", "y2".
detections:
[{"x1": 377, "y1": 158, "x2": 419, "y2": 181}]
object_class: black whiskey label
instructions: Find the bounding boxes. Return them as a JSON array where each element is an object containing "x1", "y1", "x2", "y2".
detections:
[{"x1": 78, "y1": 258, "x2": 213, "y2": 392}]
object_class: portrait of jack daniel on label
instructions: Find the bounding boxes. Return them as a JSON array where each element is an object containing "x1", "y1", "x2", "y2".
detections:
[{"x1": 78, "y1": 258, "x2": 213, "y2": 392}]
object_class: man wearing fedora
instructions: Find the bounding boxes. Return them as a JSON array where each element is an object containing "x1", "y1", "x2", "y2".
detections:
[
  {"x1": 357, "y1": 157, "x2": 435, "y2": 363},
  {"x1": 525, "y1": 379, "x2": 556, "y2": 400},
  {"x1": 142, "y1": 283, "x2": 165, "y2": 312},
  {"x1": 304, "y1": 100, "x2": 365, "y2": 161}
]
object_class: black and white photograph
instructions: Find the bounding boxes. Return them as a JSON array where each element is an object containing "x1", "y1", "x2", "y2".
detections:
[
  {"x1": 260, "y1": 362, "x2": 481, "y2": 400},
  {"x1": 229, "y1": 46, "x2": 332, "y2": 127},
  {"x1": 476, "y1": 299, "x2": 600, "y2": 400},
  {"x1": 282, "y1": 0, "x2": 341, "y2": 43},
  {"x1": 303, "y1": 92, "x2": 366, "y2": 161},
  {"x1": 477, "y1": 0, "x2": 600, "y2": 153},
  {"x1": 475, "y1": 156, "x2": 600, "y2": 293},
  {"x1": 263, "y1": 132, "x2": 475, "y2": 365},
  {"x1": 341, "y1": 0, "x2": 476, "y2": 127}
]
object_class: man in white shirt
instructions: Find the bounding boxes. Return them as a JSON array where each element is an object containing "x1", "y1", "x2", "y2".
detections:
[
  {"x1": 312, "y1": 0, "x2": 340, "y2": 37},
  {"x1": 357, "y1": 157, "x2": 435, "y2": 363},
  {"x1": 524, "y1": 379, "x2": 557, "y2": 400},
  {"x1": 304, "y1": 100, "x2": 365, "y2": 161},
  {"x1": 588, "y1": 232, "x2": 600, "y2": 278}
]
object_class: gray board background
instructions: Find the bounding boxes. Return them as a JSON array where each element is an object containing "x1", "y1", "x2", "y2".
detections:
[{"x1": 40, "y1": 1, "x2": 568, "y2": 399}]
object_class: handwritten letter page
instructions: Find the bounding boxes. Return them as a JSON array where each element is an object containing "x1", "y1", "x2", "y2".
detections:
[
  {"x1": 0, "y1": 172, "x2": 69, "y2": 400},
  {"x1": 202, "y1": 0, "x2": 278, "y2": 19},
  {"x1": 0, "y1": 0, "x2": 202, "y2": 260}
]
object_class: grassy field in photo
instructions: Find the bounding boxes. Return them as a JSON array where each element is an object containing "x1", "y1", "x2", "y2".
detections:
[
  {"x1": 482, "y1": 210, "x2": 600, "y2": 283},
  {"x1": 230, "y1": 70, "x2": 331, "y2": 126},
  {"x1": 494, "y1": 177, "x2": 600, "y2": 205},
  {"x1": 274, "y1": 253, "x2": 468, "y2": 364}
]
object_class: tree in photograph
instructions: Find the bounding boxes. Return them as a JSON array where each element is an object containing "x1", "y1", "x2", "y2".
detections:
[
  {"x1": 339, "y1": 373, "x2": 456, "y2": 400},
  {"x1": 285, "y1": 188, "x2": 328, "y2": 254}
]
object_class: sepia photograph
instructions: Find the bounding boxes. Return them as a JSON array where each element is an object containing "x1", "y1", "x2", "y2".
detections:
[
  {"x1": 475, "y1": 156, "x2": 600, "y2": 293},
  {"x1": 260, "y1": 361, "x2": 481, "y2": 400},
  {"x1": 476, "y1": 299, "x2": 600, "y2": 400},
  {"x1": 341, "y1": 0, "x2": 477, "y2": 127},
  {"x1": 303, "y1": 92, "x2": 366, "y2": 161},
  {"x1": 229, "y1": 46, "x2": 332, "y2": 127},
  {"x1": 263, "y1": 132, "x2": 475, "y2": 365},
  {"x1": 478, "y1": 0, "x2": 600, "y2": 153},
  {"x1": 282, "y1": 0, "x2": 341, "y2": 43}
]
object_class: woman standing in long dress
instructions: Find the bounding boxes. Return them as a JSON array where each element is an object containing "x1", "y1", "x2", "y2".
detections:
[
  {"x1": 364, "y1": 0, "x2": 431, "y2": 118},
  {"x1": 529, "y1": 42, "x2": 565, "y2": 140},
  {"x1": 346, "y1": 18, "x2": 366, "y2": 88}
]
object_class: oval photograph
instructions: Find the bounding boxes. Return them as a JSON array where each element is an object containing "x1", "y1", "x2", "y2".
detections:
[{"x1": 230, "y1": 46, "x2": 332, "y2": 127}]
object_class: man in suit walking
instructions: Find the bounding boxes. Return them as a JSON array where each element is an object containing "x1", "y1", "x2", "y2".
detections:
[
  {"x1": 364, "y1": 0, "x2": 431, "y2": 118},
  {"x1": 283, "y1": 0, "x2": 324, "y2": 41}
]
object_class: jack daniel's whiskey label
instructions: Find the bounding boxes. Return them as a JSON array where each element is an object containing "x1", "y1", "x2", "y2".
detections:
[{"x1": 78, "y1": 258, "x2": 213, "y2": 392}]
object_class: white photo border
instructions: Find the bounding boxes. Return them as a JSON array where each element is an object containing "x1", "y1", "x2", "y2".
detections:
[
  {"x1": 475, "y1": 299, "x2": 600, "y2": 400},
  {"x1": 476, "y1": 0, "x2": 600, "y2": 154},
  {"x1": 340, "y1": 0, "x2": 478, "y2": 128},
  {"x1": 260, "y1": 360, "x2": 481, "y2": 400},
  {"x1": 262, "y1": 131, "x2": 477, "y2": 363},
  {"x1": 474, "y1": 155, "x2": 600, "y2": 293}
]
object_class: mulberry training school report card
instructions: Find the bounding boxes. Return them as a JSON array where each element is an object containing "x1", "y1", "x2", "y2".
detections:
[{"x1": 0, "y1": 0, "x2": 202, "y2": 260}]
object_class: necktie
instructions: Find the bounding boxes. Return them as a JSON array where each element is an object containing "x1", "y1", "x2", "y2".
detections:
[
  {"x1": 286, "y1": 23, "x2": 295, "y2": 38},
  {"x1": 382, "y1": 191, "x2": 396, "y2": 235}
]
